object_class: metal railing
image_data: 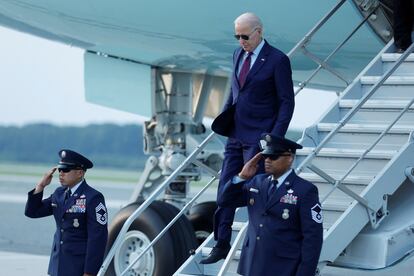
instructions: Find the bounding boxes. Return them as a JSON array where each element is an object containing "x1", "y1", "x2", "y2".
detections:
[
  {"x1": 97, "y1": 132, "x2": 218, "y2": 275},
  {"x1": 297, "y1": 42, "x2": 414, "y2": 225},
  {"x1": 287, "y1": 0, "x2": 381, "y2": 96},
  {"x1": 217, "y1": 222, "x2": 248, "y2": 276}
]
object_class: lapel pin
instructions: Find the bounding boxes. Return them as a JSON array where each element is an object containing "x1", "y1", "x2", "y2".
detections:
[{"x1": 73, "y1": 218, "x2": 80, "y2": 228}]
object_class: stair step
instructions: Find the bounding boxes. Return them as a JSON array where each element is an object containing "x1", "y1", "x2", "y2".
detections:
[
  {"x1": 322, "y1": 201, "x2": 349, "y2": 212},
  {"x1": 231, "y1": 222, "x2": 246, "y2": 231},
  {"x1": 300, "y1": 172, "x2": 372, "y2": 185},
  {"x1": 298, "y1": 147, "x2": 396, "y2": 159},
  {"x1": 381, "y1": 53, "x2": 414, "y2": 62},
  {"x1": 201, "y1": 247, "x2": 241, "y2": 260},
  {"x1": 317, "y1": 123, "x2": 413, "y2": 134},
  {"x1": 322, "y1": 210, "x2": 344, "y2": 230},
  {"x1": 340, "y1": 99, "x2": 414, "y2": 109},
  {"x1": 360, "y1": 76, "x2": 414, "y2": 85}
]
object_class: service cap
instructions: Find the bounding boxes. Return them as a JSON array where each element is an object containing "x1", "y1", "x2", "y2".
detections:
[
  {"x1": 259, "y1": 133, "x2": 303, "y2": 156},
  {"x1": 57, "y1": 149, "x2": 93, "y2": 171}
]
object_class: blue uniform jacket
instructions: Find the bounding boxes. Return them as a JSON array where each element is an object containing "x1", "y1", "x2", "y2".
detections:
[
  {"x1": 212, "y1": 40, "x2": 294, "y2": 143},
  {"x1": 218, "y1": 172, "x2": 323, "y2": 276},
  {"x1": 25, "y1": 181, "x2": 108, "y2": 276}
]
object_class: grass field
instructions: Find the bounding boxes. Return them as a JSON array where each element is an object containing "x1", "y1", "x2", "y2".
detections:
[
  {"x1": 0, "y1": 162, "x2": 141, "y2": 183},
  {"x1": 0, "y1": 162, "x2": 213, "y2": 187}
]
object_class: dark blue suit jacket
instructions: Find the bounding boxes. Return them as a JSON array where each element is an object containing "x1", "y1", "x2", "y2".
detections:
[
  {"x1": 25, "y1": 181, "x2": 108, "y2": 276},
  {"x1": 218, "y1": 172, "x2": 323, "y2": 276},
  {"x1": 212, "y1": 40, "x2": 294, "y2": 143}
]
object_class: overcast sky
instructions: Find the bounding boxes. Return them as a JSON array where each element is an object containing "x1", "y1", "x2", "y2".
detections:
[
  {"x1": 0, "y1": 26, "x2": 336, "y2": 129},
  {"x1": 0, "y1": 26, "x2": 143, "y2": 127}
]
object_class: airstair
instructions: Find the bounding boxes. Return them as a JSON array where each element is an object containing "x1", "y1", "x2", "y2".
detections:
[
  {"x1": 173, "y1": 44, "x2": 414, "y2": 276},
  {"x1": 174, "y1": 1, "x2": 414, "y2": 275},
  {"x1": 98, "y1": 1, "x2": 414, "y2": 275}
]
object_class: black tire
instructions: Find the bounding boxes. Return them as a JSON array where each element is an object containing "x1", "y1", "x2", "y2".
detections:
[
  {"x1": 105, "y1": 202, "x2": 176, "y2": 276},
  {"x1": 150, "y1": 201, "x2": 198, "y2": 266},
  {"x1": 188, "y1": 201, "x2": 217, "y2": 245}
]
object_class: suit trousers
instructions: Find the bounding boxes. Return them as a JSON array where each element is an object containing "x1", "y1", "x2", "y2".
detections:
[
  {"x1": 394, "y1": 0, "x2": 413, "y2": 50},
  {"x1": 215, "y1": 137, "x2": 264, "y2": 244}
]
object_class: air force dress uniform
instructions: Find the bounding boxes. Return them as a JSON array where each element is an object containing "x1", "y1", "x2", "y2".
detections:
[
  {"x1": 25, "y1": 150, "x2": 108, "y2": 276},
  {"x1": 217, "y1": 135, "x2": 323, "y2": 276}
]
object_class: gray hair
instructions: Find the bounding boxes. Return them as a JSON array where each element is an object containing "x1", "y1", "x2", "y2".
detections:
[{"x1": 234, "y1": 12, "x2": 263, "y2": 30}]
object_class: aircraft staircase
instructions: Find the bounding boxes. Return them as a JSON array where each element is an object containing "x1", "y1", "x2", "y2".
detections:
[{"x1": 174, "y1": 40, "x2": 414, "y2": 276}]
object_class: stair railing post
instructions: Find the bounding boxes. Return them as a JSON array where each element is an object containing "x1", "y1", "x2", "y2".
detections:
[{"x1": 97, "y1": 132, "x2": 216, "y2": 276}]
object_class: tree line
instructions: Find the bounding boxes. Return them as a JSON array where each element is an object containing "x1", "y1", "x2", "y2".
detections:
[{"x1": 0, "y1": 123, "x2": 146, "y2": 169}]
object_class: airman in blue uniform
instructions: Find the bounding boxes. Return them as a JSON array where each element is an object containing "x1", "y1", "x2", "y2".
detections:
[
  {"x1": 25, "y1": 149, "x2": 108, "y2": 276},
  {"x1": 218, "y1": 135, "x2": 323, "y2": 276}
]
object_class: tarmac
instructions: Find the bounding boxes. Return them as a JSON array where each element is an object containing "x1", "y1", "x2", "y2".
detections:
[{"x1": 0, "y1": 251, "x2": 49, "y2": 275}]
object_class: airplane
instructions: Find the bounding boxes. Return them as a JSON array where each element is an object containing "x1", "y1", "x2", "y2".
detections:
[{"x1": 3, "y1": 0, "x2": 414, "y2": 275}]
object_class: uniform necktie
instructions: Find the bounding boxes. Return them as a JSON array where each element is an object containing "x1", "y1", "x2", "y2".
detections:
[
  {"x1": 268, "y1": 180, "x2": 278, "y2": 199},
  {"x1": 64, "y1": 188, "x2": 71, "y2": 204},
  {"x1": 238, "y1": 52, "x2": 253, "y2": 87}
]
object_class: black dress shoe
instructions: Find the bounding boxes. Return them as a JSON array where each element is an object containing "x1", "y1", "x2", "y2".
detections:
[
  {"x1": 199, "y1": 246, "x2": 230, "y2": 264},
  {"x1": 396, "y1": 48, "x2": 405, "y2": 53}
]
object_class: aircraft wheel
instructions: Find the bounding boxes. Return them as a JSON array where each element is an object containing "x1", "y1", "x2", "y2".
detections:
[
  {"x1": 105, "y1": 202, "x2": 175, "y2": 276},
  {"x1": 189, "y1": 201, "x2": 217, "y2": 245},
  {"x1": 150, "y1": 201, "x2": 198, "y2": 265}
]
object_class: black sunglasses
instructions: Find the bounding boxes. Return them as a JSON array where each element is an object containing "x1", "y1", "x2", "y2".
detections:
[
  {"x1": 234, "y1": 28, "x2": 257, "y2": 41},
  {"x1": 263, "y1": 153, "x2": 292, "y2": 161},
  {"x1": 58, "y1": 167, "x2": 81, "y2": 173}
]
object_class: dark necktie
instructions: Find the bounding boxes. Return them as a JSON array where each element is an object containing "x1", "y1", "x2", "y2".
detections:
[
  {"x1": 268, "y1": 180, "x2": 278, "y2": 199},
  {"x1": 64, "y1": 188, "x2": 71, "y2": 204},
  {"x1": 238, "y1": 52, "x2": 253, "y2": 87}
]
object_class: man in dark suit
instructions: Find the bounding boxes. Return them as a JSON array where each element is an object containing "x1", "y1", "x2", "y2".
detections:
[
  {"x1": 25, "y1": 149, "x2": 108, "y2": 276},
  {"x1": 393, "y1": 0, "x2": 413, "y2": 53},
  {"x1": 202, "y1": 12, "x2": 295, "y2": 263},
  {"x1": 218, "y1": 134, "x2": 323, "y2": 276}
]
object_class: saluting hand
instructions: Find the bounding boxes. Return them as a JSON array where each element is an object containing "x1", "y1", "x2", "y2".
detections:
[
  {"x1": 34, "y1": 167, "x2": 57, "y2": 194},
  {"x1": 238, "y1": 152, "x2": 262, "y2": 180}
]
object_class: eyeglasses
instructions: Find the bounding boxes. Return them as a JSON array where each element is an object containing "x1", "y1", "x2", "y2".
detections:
[
  {"x1": 263, "y1": 153, "x2": 292, "y2": 161},
  {"x1": 58, "y1": 167, "x2": 81, "y2": 173},
  {"x1": 234, "y1": 28, "x2": 257, "y2": 41}
]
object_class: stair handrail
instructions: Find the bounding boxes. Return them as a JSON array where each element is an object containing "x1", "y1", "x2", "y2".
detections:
[
  {"x1": 287, "y1": 0, "x2": 382, "y2": 95},
  {"x1": 287, "y1": 0, "x2": 346, "y2": 57},
  {"x1": 293, "y1": 6, "x2": 379, "y2": 96},
  {"x1": 120, "y1": 173, "x2": 220, "y2": 275},
  {"x1": 98, "y1": 131, "x2": 217, "y2": 276},
  {"x1": 297, "y1": 42, "x2": 414, "y2": 175},
  {"x1": 296, "y1": 42, "x2": 414, "y2": 228},
  {"x1": 217, "y1": 222, "x2": 248, "y2": 276}
]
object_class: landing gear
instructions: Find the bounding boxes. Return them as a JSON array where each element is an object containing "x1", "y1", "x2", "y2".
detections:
[
  {"x1": 106, "y1": 201, "x2": 197, "y2": 276},
  {"x1": 189, "y1": 201, "x2": 217, "y2": 245}
]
